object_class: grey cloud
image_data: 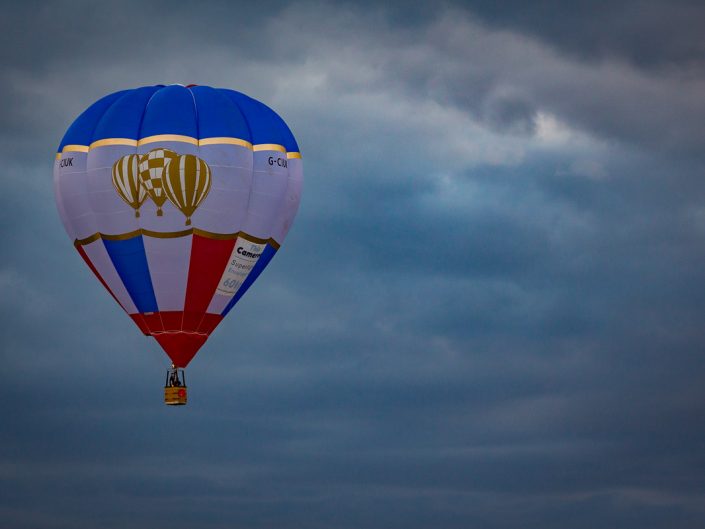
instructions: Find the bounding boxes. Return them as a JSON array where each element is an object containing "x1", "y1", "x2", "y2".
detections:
[
  {"x1": 6, "y1": 1, "x2": 705, "y2": 158},
  {"x1": 460, "y1": 0, "x2": 705, "y2": 72}
]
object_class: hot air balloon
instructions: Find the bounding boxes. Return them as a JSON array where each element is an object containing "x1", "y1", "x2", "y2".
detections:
[
  {"x1": 53, "y1": 84, "x2": 303, "y2": 405},
  {"x1": 112, "y1": 154, "x2": 147, "y2": 217},
  {"x1": 138, "y1": 148, "x2": 178, "y2": 216},
  {"x1": 162, "y1": 154, "x2": 212, "y2": 226}
]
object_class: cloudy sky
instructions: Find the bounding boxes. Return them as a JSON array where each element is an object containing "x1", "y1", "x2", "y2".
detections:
[{"x1": 2, "y1": 1, "x2": 705, "y2": 527}]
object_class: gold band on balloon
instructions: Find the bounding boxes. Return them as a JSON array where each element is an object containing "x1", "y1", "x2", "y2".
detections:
[
  {"x1": 198, "y1": 137, "x2": 253, "y2": 149},
  {"x1": 138, "y1": 134, "x2": 199, "y2": 147},
  {"x1": 74, "y1": 229, "x2": 281, "y2": 249},
  {"x1": 91, "y1": 138, "x2": 138, "y2": 149},
  {"x1": 56, "y1": 136, "x2": 300, "y2": 158},
  {"x1": 253, "y1": 143, "x2": 286, "y2": 153}
]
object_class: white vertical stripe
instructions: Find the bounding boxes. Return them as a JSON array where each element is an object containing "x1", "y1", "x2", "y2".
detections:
[
  {"x1": 142, "y1": 235, "x2": 192, "y2": 311},
  {"x1": 206, "y1": 292, "x2": 231, "y2": 314},
  {"x1": 196, "y1": 160, "x2": 210, "y2": 205},
  {"x1": 53, "y1": 160, "x2": 75, "y2": 240},
  {"x1": 242, "y1": 151, "x2": 289, "y2": 239},
  {"x1": 272, "y1": 158, "x2": 303, "y2": 243},
  {"x1": 62, "y1": 167, "x2": 99, "y2": 241},
  {"x1": 187, "y1": 165, "x2": 250, "y2": 234}
]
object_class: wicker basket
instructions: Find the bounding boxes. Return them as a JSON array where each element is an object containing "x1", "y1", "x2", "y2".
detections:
[{"x1": 164, "y1": 386, "x2": 188, "y2": 405}]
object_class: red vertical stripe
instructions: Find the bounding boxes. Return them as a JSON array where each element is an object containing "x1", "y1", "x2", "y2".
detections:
[
  {"x1": 160, "y1": 311, "x2": 183, "y2": 332},
  {"x1": 75, "y1": 245, "x2": 124, "y2": 311},
  {"x1": 182, "y1": 235, "x2": 235, "y2": 331},
  {"x1": 197, "y1": 313, "x2": 224, "y2": 335}
]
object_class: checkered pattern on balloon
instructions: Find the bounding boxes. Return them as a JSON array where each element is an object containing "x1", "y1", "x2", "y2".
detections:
[{"x1": 112, "y1": 148, "x2": 211, "y2": 225}]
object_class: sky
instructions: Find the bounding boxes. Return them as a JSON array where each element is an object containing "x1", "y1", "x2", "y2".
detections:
[{"x1": 2, "y1": 0, "x2": 705, "y2": 527}]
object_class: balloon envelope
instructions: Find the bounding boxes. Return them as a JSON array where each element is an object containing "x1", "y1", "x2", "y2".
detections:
[{"x1": 54, "y1": 85, "x2": 303, "y2": 367}]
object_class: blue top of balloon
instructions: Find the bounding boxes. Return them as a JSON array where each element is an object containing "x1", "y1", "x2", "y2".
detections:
[{"x1": 58, "y1": 84, "x2": 299, "y2": 153}]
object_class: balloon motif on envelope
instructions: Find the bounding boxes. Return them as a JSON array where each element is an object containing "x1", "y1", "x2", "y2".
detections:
[{"x1": 54, "y1": 84, "x2": 303, "y2": 372}]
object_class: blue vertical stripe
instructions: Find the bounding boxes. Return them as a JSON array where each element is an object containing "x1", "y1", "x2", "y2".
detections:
[
  {"x1": 221, "y1": 245, "x2": 277, "y2": 317},
  {"x1": 58, "y1": 90, "x2": 131, "y2": 151},
  {"x1": 192, "y1": 86, "x2": 251, "y2": 141},
  {"x1": 92, "y1": 86, "x2": 162, "y2": 141},
  {"x1": 220, "y1": 89, "x2": 299, "y2": 152},
  {"x1": 140, "y1": 85, "x2": 198, "y2": 139},
  {"x1": 102, "y1": 236, "x2": 159, "y2": 313}
]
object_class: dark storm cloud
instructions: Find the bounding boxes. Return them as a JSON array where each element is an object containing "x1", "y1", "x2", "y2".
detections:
[
  {"x1": 462, "y1": 0, "x2": 705, "y2": 71},
  {"x1": 2, "y1": 1, "x2": 705, "y2": 528},
  {"x1": 342, "y1": 0, "x2": 705, "y2": 71}
]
